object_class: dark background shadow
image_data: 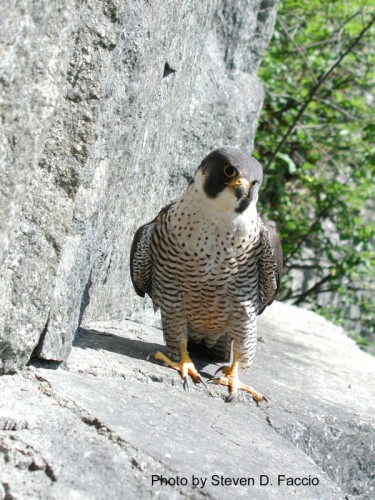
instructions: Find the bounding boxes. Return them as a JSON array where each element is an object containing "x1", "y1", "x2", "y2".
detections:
[{"x1": 74, "y1": 326, "x2": 220, "y2": 378}]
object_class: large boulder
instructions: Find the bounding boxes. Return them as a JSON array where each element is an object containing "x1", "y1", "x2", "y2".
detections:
[{"x1": 0, "y1": 0, "x2": 277, "y2": 373}]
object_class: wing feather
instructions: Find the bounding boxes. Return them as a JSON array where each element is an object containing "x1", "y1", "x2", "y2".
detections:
[
  {"x1": 130, "y1": 203, "x2": 175, "y2": 298},
  {"x1": 258, "y1": 218, "x2": 283, "y2": 315},
  {"x1": 130, "y1": 222, "x2": 154, "y2": 298}
]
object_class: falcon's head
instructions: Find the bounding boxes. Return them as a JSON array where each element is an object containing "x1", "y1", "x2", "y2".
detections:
[{"x1": 193, "y1": 146, "x2": 263, "y2": 214}]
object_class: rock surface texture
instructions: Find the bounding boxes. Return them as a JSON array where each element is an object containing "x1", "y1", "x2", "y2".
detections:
[
  {"x1": 1, "y1": 302, "x2": 374, "y2": 498},
  {"x1": 0, "y1": 0, "x2": 277, "y2": 372}
]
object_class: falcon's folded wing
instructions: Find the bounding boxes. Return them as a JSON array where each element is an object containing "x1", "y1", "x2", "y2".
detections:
[
  {"x1": 258, "y1": 219, "x2": 283, "y2": 315},
  {"x1": 130, "y1": 203, "x2": 175, "y2": 298},
  {"x1": 130, "y1": 221, "x2": 155, "y2": 298}
]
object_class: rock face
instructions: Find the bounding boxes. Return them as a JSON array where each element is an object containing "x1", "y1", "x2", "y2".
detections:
[
  {"x1": 0, "y1": 0, "x2": 277, "y2": 373},
  {"x1": 1, "y1": 302, "x2": 374, "y2": 498}
]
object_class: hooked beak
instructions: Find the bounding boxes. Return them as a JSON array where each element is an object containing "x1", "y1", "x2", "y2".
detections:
[{"x1": 226, "y1": 176, "x2": 251, "y2": 200}]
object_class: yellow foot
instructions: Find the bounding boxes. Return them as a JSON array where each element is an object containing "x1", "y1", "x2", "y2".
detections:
[
  {"x1": 151, "y1": 340, "x2": 206, "y2": 390},
  {"x1": 213, "y1": 363, "x2": 266, "y2": 403}
]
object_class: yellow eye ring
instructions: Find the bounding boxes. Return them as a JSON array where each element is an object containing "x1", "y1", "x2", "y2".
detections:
[{"x1": 224, "y1": 165, "x2": 237, "y2": 178}]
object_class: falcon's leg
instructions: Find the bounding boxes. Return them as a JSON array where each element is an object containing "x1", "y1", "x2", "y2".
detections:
[
  {"x1": 213, "y1": 352, "x2": 265, "y2": 403},
  {"x1": 153, "y1": 339, "x2": 206, "y2": 390}
]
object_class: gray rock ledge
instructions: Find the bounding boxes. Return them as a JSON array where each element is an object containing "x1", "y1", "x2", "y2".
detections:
[{"x1": 1, "y1": 302, "x2": 374, "y2": 499}]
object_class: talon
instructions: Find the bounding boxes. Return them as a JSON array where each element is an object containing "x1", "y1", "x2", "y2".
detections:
[
  {"x1": 213, "y1": 365, "x2": 226, "y2": 377},
  {"x1": 192, "y1": 373, "x2": 208, "y2": 389},
  {"x1": 148, "y1": 340, "x2": 206, "y2": 391},
  {"x1": 198, "y1": 376, "x2": 208, "y2": 389},
  {"x1": 212, "y1": 353, "x2": 265, "y2": 403},
  {"x1": 225, "y1": 392, "x2": 236, "y2": 403}
]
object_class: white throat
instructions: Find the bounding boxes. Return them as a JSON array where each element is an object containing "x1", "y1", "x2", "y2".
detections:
[{"x1": 182, "y1": 170, "x2": 258, "y2": 236}]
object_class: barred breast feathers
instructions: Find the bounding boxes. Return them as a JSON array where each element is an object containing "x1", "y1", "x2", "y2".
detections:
[
  {"x1": 147, "y1": 181, "x2": 261, "y2": 323},
  {"x1": 130, "y1": 181, "x2": 282, "y2": 324}
]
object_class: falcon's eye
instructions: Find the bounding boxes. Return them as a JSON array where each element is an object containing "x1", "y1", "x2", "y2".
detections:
[{"x1": 223, "y1": 165, "x2": 237, "y2": 178}]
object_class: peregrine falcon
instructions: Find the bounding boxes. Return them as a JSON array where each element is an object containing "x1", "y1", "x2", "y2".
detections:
[{"x1": 130, "y1": 146, "x2": 282, "y2": 402}]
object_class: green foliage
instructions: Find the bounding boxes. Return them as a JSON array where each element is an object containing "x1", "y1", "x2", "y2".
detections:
[{"x1": 255, "y1": 0, "x2": 375, "y2": 350}]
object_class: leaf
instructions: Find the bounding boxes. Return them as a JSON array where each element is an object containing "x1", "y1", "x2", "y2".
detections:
[{"x1": 277, "y1": 153, "x2": 297, "y2": 173}]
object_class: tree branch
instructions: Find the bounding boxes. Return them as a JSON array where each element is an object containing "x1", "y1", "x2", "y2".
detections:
[
  {"x1": 315, "y1": 97, "x2": 358, "y2": 121},
  {"x1": 283, "y1": 207, "x2": 330, "y2": 266},
  {"x1": 287, "y1": 10, "x2": 363, "y2": 53},
  {"x1": 288, "y1": 263, "x2": 330, "y2": 270},
  {"x1": 292, "y1": 274, "x2": 335, "y2": 305},
  {"x1": 287, "y1": 38, "x2": 336, "y2": 52},
  {"x1": 265, "y1": 14, "x2": 375, "y2": 172},
  {"x1": 278, "y1": 18, "x2": 318, "y2": 84}
]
